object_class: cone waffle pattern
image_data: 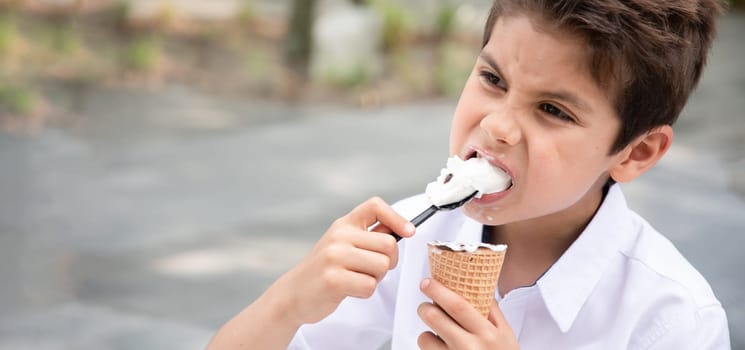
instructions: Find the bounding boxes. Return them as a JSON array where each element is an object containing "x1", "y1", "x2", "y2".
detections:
[{"x1": 428, "y1": 245, "x2": 505, "y2": 318}]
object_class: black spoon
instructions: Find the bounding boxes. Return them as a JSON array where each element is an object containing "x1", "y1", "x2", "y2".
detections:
[{"x1": 390, "y1": 191, "x2": 478, "y2": 241}]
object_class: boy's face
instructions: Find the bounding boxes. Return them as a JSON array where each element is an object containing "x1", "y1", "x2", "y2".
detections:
[{"x1": 451, "y1": 15, "x2": 629, "y2": 227}]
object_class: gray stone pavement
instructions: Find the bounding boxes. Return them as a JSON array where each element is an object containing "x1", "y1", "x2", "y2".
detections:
[{"x1": 1, "y1": 12, "x2": 744, "y2": 350}]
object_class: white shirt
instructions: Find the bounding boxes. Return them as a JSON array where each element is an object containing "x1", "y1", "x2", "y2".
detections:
[{"x1": 288, "y1": 185, "x2": 730, "y2": 349}]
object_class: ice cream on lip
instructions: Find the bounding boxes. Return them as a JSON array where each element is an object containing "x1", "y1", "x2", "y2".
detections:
[{"x1": 424, "y1": 156, "x2": 512, "y2": 207}]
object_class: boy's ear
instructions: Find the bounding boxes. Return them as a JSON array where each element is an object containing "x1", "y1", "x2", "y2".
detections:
[{"x1": 609, "y1": 125, "x2": 673, "y2": 183}]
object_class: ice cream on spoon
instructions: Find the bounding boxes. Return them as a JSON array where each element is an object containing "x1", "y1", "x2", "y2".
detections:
[
  {"x1": 391, "y1": 155, "x2": 511, "y2": 241},
  {"x1": 425, "y1": 156, "x2": 512, "y2": 207}
]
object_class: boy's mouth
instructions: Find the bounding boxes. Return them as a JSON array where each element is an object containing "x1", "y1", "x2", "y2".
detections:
[
  {"x1": 465, "y1": 149, "x2": 514, "y2": 191},
  {"x1": 425, "y1": 154, "x2": 512, "y2": 208}
]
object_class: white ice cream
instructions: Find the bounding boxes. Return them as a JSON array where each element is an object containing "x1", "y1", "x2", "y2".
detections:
[
  {"x1": 428, "y1": 240, "x2": 507, "y2": 253},
  {"x1": 424, "y1": 156, "x2": 511, "y2": 207}
]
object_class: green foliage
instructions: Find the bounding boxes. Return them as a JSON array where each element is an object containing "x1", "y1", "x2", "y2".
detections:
[
  {"x1": 237, "y1": 0, "x2": 256, "y2": 25},
  {"x1": 112, "y1": 1, "x2": 130, "y2": 28},
  {"x1": 0, "y1": 84, "x2": 37, "y2": 116},
  {"x1": 152, "y1": 3, "x2": 177, "y2": 29},
  {"x1": 124, "y1": 35, "x2": 161, "y2": 71},
  {"x1": 284, "y1": 0, "x2": 316, "y2": 76},
  {"x1": 245, "y1": 50, "x2": 271, "y2": 80},
  {"x1": 435, "y1": 42, "x2": 476, "y2": 97},
  {"x1": 389, "y1": 49, "x2": 430, "y2": 95},
  {"x1": 320, "y1": 62, "x2": 372, "y2": 88},
  {"x1": 50, "y1": 21, "x2": 81, "y2": 54},
  {"x1": 730, "y1": 0, "x2": 745, "y2": 7},
  {"x1": 0, "y1": 1, "x2": 24, "y2": 12},
  {"x1": 435, "y1": 2, "x2": 457, "y2": 40},
  {"x1": 371, "y1": 0, "x2": 412, "y2": 51},
  {"x1": 339, "y1": 64, "x2": 372, "y2": 88},
  {"x1": 0, "y1": 12, "x2": 16, "y2": 58}
]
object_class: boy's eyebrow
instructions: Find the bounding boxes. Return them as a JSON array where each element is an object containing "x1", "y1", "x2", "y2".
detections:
[
  {"x1": 478, "y1": 52, "x2": 592, "y2": 112},
  {"x1": 478, "y1": 52, "x2": 505, "y2": 82},
  {"x1": 541, "y1": 90, "x2": 591, "y2": 112}
]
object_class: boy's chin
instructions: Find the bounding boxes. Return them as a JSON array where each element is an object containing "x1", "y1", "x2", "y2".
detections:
[{"x1": 462, "y1": 204, "x2": 507, "y2": 226}]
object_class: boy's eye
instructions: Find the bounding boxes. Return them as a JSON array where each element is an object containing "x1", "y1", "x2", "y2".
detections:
[
  {"x1": 539, "y1": 103, "x2": 575, "y2": 123},
  {"x1": 479, "y1": 71, "x2": 506, "y2": 89}
]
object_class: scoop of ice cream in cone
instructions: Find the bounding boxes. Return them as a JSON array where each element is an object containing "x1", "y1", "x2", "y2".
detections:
[{"x1": 427, "y1": 241, "x2": 507, "y2": 318}]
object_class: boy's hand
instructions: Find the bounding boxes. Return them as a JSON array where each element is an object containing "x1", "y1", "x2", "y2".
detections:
[
  {"x1": 277, "y1": 197, "x2": 415, "y2": 326},
  {"x1": 417, "y1": 278, "x2": 519, "y2": 350}
]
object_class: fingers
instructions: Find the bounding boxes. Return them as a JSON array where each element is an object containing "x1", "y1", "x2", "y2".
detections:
[
  {"x1": 419, "y1": 278, "x2": 487, "y2": 333},
  {"x1": 341, "y1": 246, "x2": 395, "y2": 281},
  {"x1": 284, "y1": 197, "x2": 413, "y2": 325},
  {"x1": 326, "y1": 219, "x2": 399, "y2": 270},
  {"x1": 488, "y1": 298, "x2": 520, "y2": 349},
  {"x1": 339, "y1": 196, "x2": 414, "y2": 269},
  {"x1": 348, "y1": 197, "x2": 415, "y2": 239},
  {"x1": 356, "y1": 234, "x2": 399, "y2": 270},
  {"x1": 488, "y1": 297, "x2": 507, "y2": 328},
  {"x1": 417, "y1": 331, "x2": 448, "y2": 350},
  {"x1": 351, "y1": 225, "x2": 397, "y2": 255},
  {"x1": 321, "y1": 268, "x2": 379, "y2": 299},
  {"x1": 418, "y1": 301, "x2": 464, "y2": 346},
  {"x1": 489, "y1": 300, "x2": 518, "y2": 349},
  {"x1": 308, "y1": 197, "x2": 409, "y2": 300},
  {"x1": 419, "y1": 279, "x2": 518, "y2": 349}
]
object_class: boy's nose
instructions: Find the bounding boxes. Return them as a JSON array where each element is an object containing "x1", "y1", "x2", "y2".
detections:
[{"x1": 479, "y1": 110, "x2": 522, "y2": 146}]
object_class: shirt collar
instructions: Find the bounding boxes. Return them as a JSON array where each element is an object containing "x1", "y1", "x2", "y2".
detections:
[
  {"x1": 535, "y1": 184, "x2": 634, "y2": 332},
  {"x1": 449, "y1": 186, "x2": 633, "y2": 333}
]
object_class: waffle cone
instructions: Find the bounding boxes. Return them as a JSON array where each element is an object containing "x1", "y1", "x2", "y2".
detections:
[{"x1": 428, "y1": 243, "x2": 506, "y2": 318}]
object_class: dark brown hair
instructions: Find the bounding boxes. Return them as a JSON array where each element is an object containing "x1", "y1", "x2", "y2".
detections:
[{"x1": 482, "y1": 0, "x2": 725, "y2": 153}]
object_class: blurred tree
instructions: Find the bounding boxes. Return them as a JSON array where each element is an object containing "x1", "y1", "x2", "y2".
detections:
[
  {"x1": 0, "y1": 0, "x2": 22, "y2": 58},
  {"x1": 0, "y1": 0, "x2": 24, "y2": 12},
  {"x1": 24, "y1": 0, "x2": 85, "y2": 55},
  {"x1": 284, "y1": 0, "x2": 316, "y2": 78},
  {"x1": 0, "y1": 10, "x2": 16, "y2": 58}
]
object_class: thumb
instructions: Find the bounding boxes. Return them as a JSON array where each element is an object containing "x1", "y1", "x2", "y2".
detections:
[
  {"x1": 488, "y1": 298, "x2": 507, "y2": 328},
  {"x1": 486, "y1": 297, "x2": 520, "y2": 349}
]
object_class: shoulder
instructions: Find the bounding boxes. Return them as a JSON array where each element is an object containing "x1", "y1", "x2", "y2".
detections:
[
  {"x1": 623, "y1": 211, "x2": 719, "y2": 308},
  {"x1": 619, "y1": 212, "x2": 729, "y2": 348}
]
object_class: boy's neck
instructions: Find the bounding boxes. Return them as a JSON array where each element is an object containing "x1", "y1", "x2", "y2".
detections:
[{"x1": 486, "y1": 185, "x2": 608, "y2": 297}]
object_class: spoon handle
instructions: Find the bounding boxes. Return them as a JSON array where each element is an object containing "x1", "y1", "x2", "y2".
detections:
[
  {"x1": 410, "y1": 205, "x2": 439, "y2": 228},
  {"x1": 391, "y1": 205, "x2": 438, "y2": 241}
]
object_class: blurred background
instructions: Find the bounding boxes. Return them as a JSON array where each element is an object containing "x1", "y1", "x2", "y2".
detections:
[{"x1": 0, "y1": 0, "x2": 743, "y2": 349}]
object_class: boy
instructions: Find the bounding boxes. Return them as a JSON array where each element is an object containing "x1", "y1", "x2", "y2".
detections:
[{"x1": 208, "y1": 0, "x2": 730, "y2": 348}]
